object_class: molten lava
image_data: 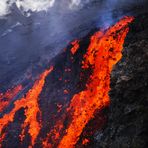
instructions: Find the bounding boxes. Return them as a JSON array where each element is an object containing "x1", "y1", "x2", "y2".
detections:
[
  {"x1": 0, "y1": 16, "x2": 134, "y2": 148},
  {"x1": 71, "y1": 40, "x2": 80, "y2": 55},
  {"x1": 0, "y1": 85, "x2": 23, "y2": 112},
  {"x1": 82, "y1": 138, "x2": 89, "y2": 145},
  {"x1": 58, "y1": 16, "x2": 134, "y2": 148},
  {"x1": 0, "y1": 67, "x2": 53, "y2": 146}
]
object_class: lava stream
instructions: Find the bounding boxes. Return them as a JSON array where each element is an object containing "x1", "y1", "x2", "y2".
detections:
[
  {"x1": 0, "y1": 16, "x2": 134, "y2": 148},
  {"x1": 0, "y1": 67, "x2": 53, "y2": 146},
  {"x1": 0, "y1": 85, "x2": 23, "y2": 112},
  {"x1": 58, "y1": 16, "x2": 134, "y2": 148}
]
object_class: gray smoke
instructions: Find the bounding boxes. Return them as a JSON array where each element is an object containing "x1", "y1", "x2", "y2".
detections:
[{"x1": 0, "y1": 0, "x2": 147, "y2": 91}]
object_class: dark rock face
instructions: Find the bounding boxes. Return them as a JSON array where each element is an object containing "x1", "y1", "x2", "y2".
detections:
[{"x1": 94, "y1": 13, "x2": 148, "y2": 148}]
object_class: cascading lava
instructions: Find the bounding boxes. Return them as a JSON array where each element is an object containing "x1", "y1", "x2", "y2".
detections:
[
  {"x1": 58, "y1": 16, "x2": 134, "y2": 148},
  {"x1": 0, "y1": 16, "x2": 134, "y2": 148},
  {"x1": 0, "y1": 67, "x2": 53, "y2": 147},
  {"x1": 0, "y1": 85, "x2": 23, "y2": 112}
]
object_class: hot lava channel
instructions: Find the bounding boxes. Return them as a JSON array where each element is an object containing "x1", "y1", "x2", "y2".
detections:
[{"x1": 0, "y1": 16, "x2": 134, "y2": 148}]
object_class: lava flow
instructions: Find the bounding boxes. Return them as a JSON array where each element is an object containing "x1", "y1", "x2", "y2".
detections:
[
  {"x1": 58, "y1": 16, "x2": 134, "y2": 148},
  {"x1": 0, "y1": 67, "x2": 53, "y2": 146},
  {"x1": 0, "y1": 85, "x2": 23, "y2": 112},
  {"x1": 0, "y1": 16, "x2": 134, "y2": 148}
]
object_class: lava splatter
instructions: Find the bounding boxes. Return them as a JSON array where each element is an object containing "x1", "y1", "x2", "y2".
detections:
[{"x1": 71, "y1": 40, "x2": 80, "y2": 55}]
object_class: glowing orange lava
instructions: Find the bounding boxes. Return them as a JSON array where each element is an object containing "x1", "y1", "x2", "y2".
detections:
[
  {"x1": 0, "y1": 85, "x2": 23, "y2": 112},
  {"x1": 0, "y1": 67, "x2": 53, "y2": 146},
  {"x1": 82, "y1": 138, "x2": 89, "y2": 145},
  {"x1": 0, "y1": 16, "x2": 134, "y2": 148},
  {"x1": 71, "y1": 40, "x2": 80, "y2": 55},
  {"x1": 58, "y1": 16, "x2": 134, "y2": 148}
]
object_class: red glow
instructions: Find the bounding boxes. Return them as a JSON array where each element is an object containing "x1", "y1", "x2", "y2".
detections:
[
  {"x1": 71, "y1": 40, "x2": 80, "y2": 55},
  {"x1": 0, "y1": 16, "x2": 134, "y2": 148},
  {"x1": 0, "y1": 85, "x2": 23, "y2": 112},
  {"x1": 58, "y1": 16, "x2": 134, "y2": 148},
  {"x1": 82, "y1": 138, "x2": 89, "y2": 145},
  {"x1": 0, "y1": 67, "x2": 53, "y2": 146}
]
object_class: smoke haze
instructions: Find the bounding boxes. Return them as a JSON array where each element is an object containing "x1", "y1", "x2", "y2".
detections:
[
  {"x1": 0, "y1": 0, "x2": 147, "y2": 16},
  {"x1": 0, "y1": 0, "x2": 147, "y2": 91},
  {"x1": 0, "y1": 0, "x2": 91, "y2": 17}
]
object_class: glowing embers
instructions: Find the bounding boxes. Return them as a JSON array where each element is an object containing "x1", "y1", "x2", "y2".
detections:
[
  {"x1": 58, "y1": 16, "x2": 134, "y2": 148},
  {"x1": 82, "y1": 138, "x2": 89, "y2": 145},
  {"x1": 71, "y1": 40, "x2": 80, "y2": 55},
  {"x1": 0, "y1": 67, "x2": 53, "y2": 146}
]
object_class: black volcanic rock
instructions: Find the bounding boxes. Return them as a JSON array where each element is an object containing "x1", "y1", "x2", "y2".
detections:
[{"x1": 93, "y1": 13, "x2": 148, "y2": 148}]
